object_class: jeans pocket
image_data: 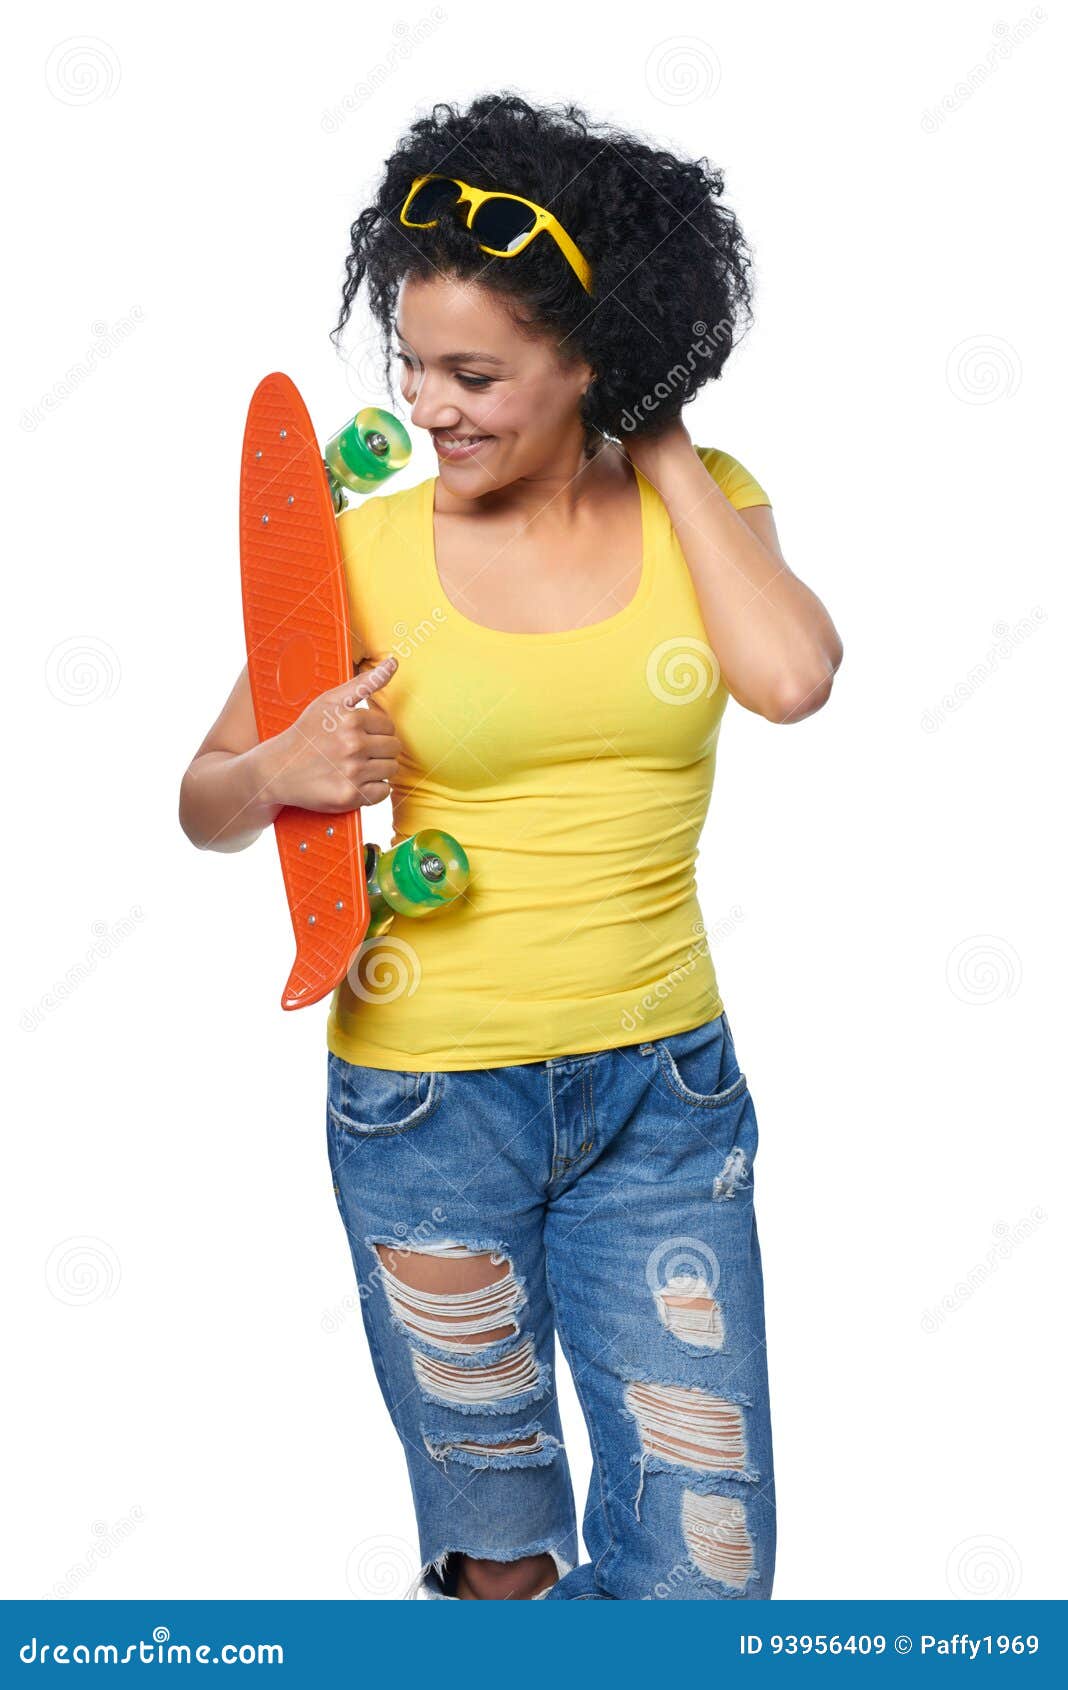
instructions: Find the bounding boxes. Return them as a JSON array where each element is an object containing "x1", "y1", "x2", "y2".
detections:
[
  {"x1": 653, "y1": 1014, "x2": 748, "y2": 1109},
  {"x1": 327, "y1": 1052, "x2": 444, "y2": 1138}
]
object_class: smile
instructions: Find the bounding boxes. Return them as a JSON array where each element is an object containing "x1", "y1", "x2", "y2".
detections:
[{"x1": 433, "y1": 432, "x2": 495, "y2": 459}]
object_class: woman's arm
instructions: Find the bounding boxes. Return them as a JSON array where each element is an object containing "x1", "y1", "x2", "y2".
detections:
[
  {"x1": 178, "y1": 666, "x2": 282, "y2": 854},
  {"x1": 625, "y1": 422, "x2": 843, "y2": 724},
  {"x1": 179, "y1": 656, "x2": 400, "y2": 853}
]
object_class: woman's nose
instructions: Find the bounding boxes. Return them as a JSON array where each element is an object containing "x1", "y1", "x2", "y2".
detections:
[{"x1": 406, "y1": 372, "x2": 462, "y2": 433}]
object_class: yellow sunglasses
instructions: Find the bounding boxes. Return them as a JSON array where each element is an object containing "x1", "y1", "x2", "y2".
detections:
[{"x1": 399, "y1": 174, "x2": 593, "y2": 295}]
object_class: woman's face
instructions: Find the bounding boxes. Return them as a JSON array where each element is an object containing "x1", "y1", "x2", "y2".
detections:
[{"x1": 392, "y1": 272, "x2": 593, "y2": 494}]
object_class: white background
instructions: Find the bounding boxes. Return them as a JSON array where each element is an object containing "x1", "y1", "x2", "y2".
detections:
[{"x1": 4, "y1": 0, "x2": 1064, "y2": 1602}]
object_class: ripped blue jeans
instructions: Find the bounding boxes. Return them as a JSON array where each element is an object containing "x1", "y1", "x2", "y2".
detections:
[{"x1": 326, "y1": 1010, "x2": 775, "y2": 1600}]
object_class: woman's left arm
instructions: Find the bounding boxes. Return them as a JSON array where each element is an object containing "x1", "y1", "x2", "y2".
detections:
[{"x1": 626, "y1": 420, "x2": 844, "y2": 725}]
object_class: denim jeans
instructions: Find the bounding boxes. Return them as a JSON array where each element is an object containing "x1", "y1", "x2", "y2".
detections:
[{"x1": 326, "y1": 1010, "x2": 775, "y2": 1600}]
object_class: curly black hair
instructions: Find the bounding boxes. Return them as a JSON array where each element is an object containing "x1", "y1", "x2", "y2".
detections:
[{"x1": 331, "y1": 91, "x2": 754, "y2": 453}]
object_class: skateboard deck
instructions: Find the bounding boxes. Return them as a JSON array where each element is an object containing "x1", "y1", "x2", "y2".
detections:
[{"x1": 239, "y1": 371, "x2": 370, "y2": 1010}]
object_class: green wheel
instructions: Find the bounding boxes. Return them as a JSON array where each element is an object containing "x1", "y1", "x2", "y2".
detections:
[
  {"x1": 325, "y1": 407, "x2": 412, "y2": 504},
  {"x1": 364, "y1": 829, "x2": 470, "y2": 938}
]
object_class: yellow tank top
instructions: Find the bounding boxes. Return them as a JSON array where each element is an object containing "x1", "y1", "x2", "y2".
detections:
[{"x1": 325, "y1": 446, "x2": 770, "y2": 1071}]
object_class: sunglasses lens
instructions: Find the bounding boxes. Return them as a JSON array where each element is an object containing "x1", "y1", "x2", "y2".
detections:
[
  {"x1": 405, "y1": 179, "x2": 463, "y2": 224},
  {"x1": 471, "y1": 197, "x2": 538, "y2": 253}
]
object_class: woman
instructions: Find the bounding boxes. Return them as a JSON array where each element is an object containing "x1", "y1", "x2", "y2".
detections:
[{"x1": 180, "y1": 92, "x2": 842, "y2": 1600}]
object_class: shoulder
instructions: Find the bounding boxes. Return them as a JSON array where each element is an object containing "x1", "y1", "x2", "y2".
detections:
[
  {"x1": 335, "y1": 475, "x2": 431, "y2": 559},
  {"x1": 693, "y1": 445, "x2": 771, "y2": 511}
]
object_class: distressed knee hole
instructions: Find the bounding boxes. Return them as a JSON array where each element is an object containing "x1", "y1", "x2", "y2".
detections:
[
  {"x1": 425, "y1": 1425, "x2": 558, "y2": 1468},
  {"x1": 713, "y1": 1146, "x2": 749, "y2": 1200},
  {"x1": 656, "y1": 1275, "x2": 725, "y2": 1350},
  {"x1": 413, "y1": 1337, "x2": 541, "y2": 1406},
  {"x1": 625, "y1": 1380, "x2": 749, "y2": 1473},
  {"x1": 439, "y1": 1432, "x2": 543, "y2": 1457},
  {"x1": 681, "y1": 1489, "x2": 755, "y2": 1590},
  {"x1": 374, "y1": 1240, "x2": 522, "y2": 1351}
]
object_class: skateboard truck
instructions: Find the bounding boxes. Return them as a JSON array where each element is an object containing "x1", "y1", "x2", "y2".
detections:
[
  {"x1": 364, "y1": 828, "x2": 471, "y2": 939},
  {"x1": 323, "y1": 407, "x2": 413, "y2": 510},
  {"x1": 238, "y1": 372, "x2": 469, "y2": 1010}
]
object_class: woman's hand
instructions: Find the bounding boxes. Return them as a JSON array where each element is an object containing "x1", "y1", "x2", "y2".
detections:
[
  {"x1": 262, "y1": 654, "x2": 402, "y2": 812},
  {"x1": 621, "y1": 416, "x2": 695, "y2": 482}
]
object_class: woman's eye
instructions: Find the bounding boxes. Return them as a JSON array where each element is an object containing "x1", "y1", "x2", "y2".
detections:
[{"x1": 391, "y1": 353, "x2": 491, "y2": 390}]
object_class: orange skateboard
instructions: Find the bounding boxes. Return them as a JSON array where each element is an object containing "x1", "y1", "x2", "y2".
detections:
[
  {"x1": 239, "y1": 373, "x2": 470, "y2": 1010},
  {"x1": 239, "y1": 372, "x2": 407, "y2": 1010}
]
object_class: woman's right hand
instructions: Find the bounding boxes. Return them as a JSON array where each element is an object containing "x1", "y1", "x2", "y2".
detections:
[{"x1": 263, "y1": 654, "x2": 402, "y2": 812}]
